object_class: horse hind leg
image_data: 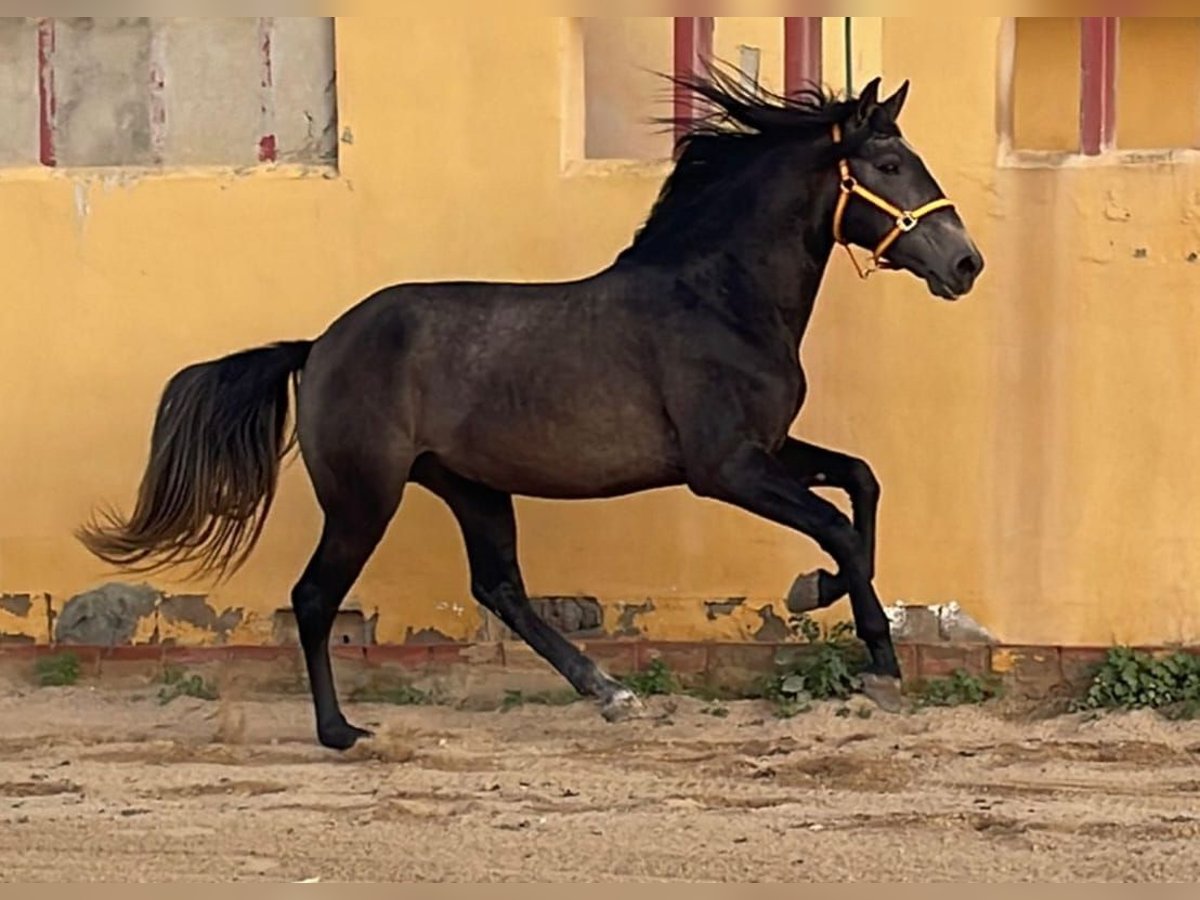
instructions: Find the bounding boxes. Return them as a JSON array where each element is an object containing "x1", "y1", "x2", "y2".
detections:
[
  {"x1": 414, "y1": 458, "x2": 643, "y2": 722},
  {"x1": 293, "y1": 464, "x2": 409, "y2": 751}
]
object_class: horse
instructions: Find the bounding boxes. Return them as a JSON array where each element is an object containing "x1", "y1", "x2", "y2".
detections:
[{"x1": 78, "y1": 69, "x2": 984, "y2": 751}]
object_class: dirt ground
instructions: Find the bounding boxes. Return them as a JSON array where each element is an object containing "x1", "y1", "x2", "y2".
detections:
[{"x1": 0, "y1": 686, "x2": 1198, "y2": 882}]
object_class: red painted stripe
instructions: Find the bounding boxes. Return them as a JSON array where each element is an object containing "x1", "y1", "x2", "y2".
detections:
[
  {"x1": 258, "y1": 17, "x2": 277, "y2": 163},
  {"x1": 148, "y1": 22, "x2": 168, "y2": 165},
  {"x1": 784, "y1": 17, "x2": 823, "y2": 95},
  {"x1": 673, "y1": 16, "x2": 715, "y2": 150},
  {"x1": 37, "y1": 18, "x2": 56, "y2": 167},
  {"x1": 1081, "y1": 16, "x2": 1117, "y2": 156}
]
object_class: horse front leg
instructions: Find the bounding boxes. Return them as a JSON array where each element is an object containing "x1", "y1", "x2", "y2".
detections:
[
  {"x1": 686, "y1": 442, "x2": 903, "y2": 711},
  {"x1": 415, "y1": 460, "x2": 644, "y2": 723},
  {"x1": 776, "y1": 438, "x2": 880, "y2": 616}
]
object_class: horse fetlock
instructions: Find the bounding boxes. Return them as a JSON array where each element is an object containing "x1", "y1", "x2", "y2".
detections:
[
  {"x1": 317, "y1": 719, "x2": 373, "y2": 752},
  {"x1": 860, "y1": 674, "x2": 904, "y2": 714},
  {"x1": 599, "y1": 687, "x2": 645, "y2": 723}
]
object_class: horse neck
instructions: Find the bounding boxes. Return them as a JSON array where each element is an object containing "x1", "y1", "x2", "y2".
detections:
[{"x1": 700, "y1": 171, "x2": 839, "y2": 346}]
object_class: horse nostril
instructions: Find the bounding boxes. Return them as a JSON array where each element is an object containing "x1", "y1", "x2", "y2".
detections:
[{"x1": 955, "y1": 252, "x2": 982, "y2": 279}]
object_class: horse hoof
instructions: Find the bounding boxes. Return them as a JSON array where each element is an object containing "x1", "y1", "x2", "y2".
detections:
[
  {"x1": 861, "y1": 674, "x2": 904, "y2": 714},
  {"x1": 786, "y1": 571, "x2": 823, "y2": 614},
  {"x1": 319, "y1": 722, "x2": 374, "y2": 752},
  {"x1": 600, "y1": 689, "x2": 645, "y2": 723}
]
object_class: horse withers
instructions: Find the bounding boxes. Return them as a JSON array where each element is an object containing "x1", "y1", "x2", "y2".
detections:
[{"x1": 79, "y1": 70, "x2": 983, "y2": 751}]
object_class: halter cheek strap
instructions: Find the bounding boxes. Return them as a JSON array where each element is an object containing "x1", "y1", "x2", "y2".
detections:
[{"x1": 830, "y1": 123, "x2": 956, "y2": 280}]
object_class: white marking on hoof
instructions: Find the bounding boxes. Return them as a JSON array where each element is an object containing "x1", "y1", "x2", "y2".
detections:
[
  {"x1": 861, "y1": 674, "x2": 904, "y2": 714},
  {"x1": 786, "y1": 571, "x2": 822, "y2": 614},
  {"x1": 600, "y1": 688, "x2": 645, "y2": 723}
]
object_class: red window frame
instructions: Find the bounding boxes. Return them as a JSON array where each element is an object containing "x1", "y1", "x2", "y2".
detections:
[
  {"x1": 673, "y1": 16, "x2": 824, "y2": 149},
  {"x1": 784, "y1": 17, "x2": 823, "y2": 95},
  {"x1": 1080, "y1": 16, "x2": 1117, "y2": 156},
  {"x1": 672, "y1": 17, "x2": 714, "y2": 149}
]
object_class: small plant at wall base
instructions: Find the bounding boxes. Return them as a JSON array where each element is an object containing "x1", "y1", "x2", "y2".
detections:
[
  {"x1": 35, "y1": 652, "x2": 81, "y2": 688},
  {"x1": 1077, "y1": 648, "x2": 1200, "y2": 720},
  {"x1": 911, "y1": 669, "x2": 1004, "y2": 709},
  {"x1": 763, "y1": 615, "x2": 867, "y2": 718},
  {"x1": 622, "y1": 658, "x2": 679, "y2": 698},
  {"x1": 158, "y1": 666, "x2": 218, "y2": 705}
]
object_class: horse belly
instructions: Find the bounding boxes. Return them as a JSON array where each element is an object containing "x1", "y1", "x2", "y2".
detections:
[{"x1": 435, "y1": 399, "x2": 684, "y2": 500}]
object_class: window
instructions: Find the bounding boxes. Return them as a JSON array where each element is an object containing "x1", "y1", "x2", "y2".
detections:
[
  {"x1": 581, "y1": 17, "x2": 675, "y2": 161},
  {"x1": 1118, "y1": 18, "x2": 1200, "y2": 150},
  {"x1": 0, "y1": 17, "x2": 337, "y2": 170},
  {"x1": 577, "y1": 16, "x2": 826, "y2": 162},
  {"x1": 1009, "y1": 17, "x2": 1200, "y2": 157}
]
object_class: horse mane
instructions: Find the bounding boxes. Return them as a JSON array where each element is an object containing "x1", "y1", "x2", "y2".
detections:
[{"x1": 618, "y1": 63, "x2": 891, "y2": 265}]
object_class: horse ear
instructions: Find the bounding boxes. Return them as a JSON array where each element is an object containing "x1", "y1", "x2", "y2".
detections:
[
  {"x1": 854, "y1": 77, "x2": 883, "y2": 123},
  {"x1": 879, "y1": 80, "x2": 910, "y2": 123}
]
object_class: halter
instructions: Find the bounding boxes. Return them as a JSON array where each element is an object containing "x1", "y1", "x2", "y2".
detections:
[{"x1": 830, "y1": 123, "x2": 956, "y2": 279}]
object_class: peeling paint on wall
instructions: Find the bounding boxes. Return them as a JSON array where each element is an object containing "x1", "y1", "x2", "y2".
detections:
[
  {"x1": 0, "y1": 594, "x2": 33, "y2": 618},
  {"x1": 0, "y1": 593, "x2": 52, "y2": 644},
  {"x1": 404, "y1": 627, "x2": 455, "y2": 646},
  {"x1": 159, "y1": 594, "x2": 244, "y2": 644},
  {"x1": 55, "y1": 583, "x2": 159, "y2": 646},
  {"x1": 886, "y1": 602, "x2": 996, "y2": 644},
  {"x1": 753, "y1": 605, "x2": 791, "y2": 643},
  {"x1": 271, "y1": 608, "x2": 370, "y2": 646},
  {"x1": 705, "y1": 598, "x2": 745, "y2": 621},
  {"x1": 614, "y1": 600, "x2": 654, "y2": 638},
  {"x1": 529, "y1": 597, "x2": 604, "y2": 636}
]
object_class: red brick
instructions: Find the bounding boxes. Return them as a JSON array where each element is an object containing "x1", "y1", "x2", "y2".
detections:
[
  {"x1": 578, "y1": 640, "x2": 638, "y2": 676},
  {"x1": 59, "y1": 646, "x2": 102, "y2": 677},
  {"x1": 707, "y1": 643, "x2": 776, "y2": 692},
  {"x1": 501, "y1": 643, "x2": 556, "y2": 673},
  {"x1": 57, "y1": 645, "x2": 102, "y2": 663},
  {"x1": 331, "y1": 645, "x2": 367, "y2": 662},
  {"x1": 102, "y1": 645, "x2": 165, "y2": 662},
  {"x1": 991, "y1": 646, "x2": 1063, "y2": 690},
  {"x1": 774, "y1": 644, "x2": 821, "y2": 670},
  {"x1": 459, "y1": 642, "x2": 503, "y2": 667},
  {"x1": 426, "y1": 643, "x2": 470, "y2": 667},
  {"x1": 366, "y1": 645, "x2": 431, "y2": 669},
  {"x1": 637, "y1": 642, "x2": 710, "y2": 676},
  {"x1": 708, "y1": 643, "x2": 775, "y2": 675},
  {"x1": 163, "y1": 647, "x2": 230, "y2": 665},
  {"x1": 917, "y1": 644, "x2": 991, "y2": 679},
  {"x1": 895, "y1": 643, "x2": 919, "y2": 684},
  {"x1": 0, "y1": 645, "x2": 44, "y2": 660},
  {"x1": 1060, "y1": 648, "x2": 1110, "y2": 689}
]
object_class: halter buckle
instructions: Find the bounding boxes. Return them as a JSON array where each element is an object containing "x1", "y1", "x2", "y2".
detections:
[
  {"x1": 840, "y1": 175, "x2": 857, "y2": 194},
  {"x1": 897, "y1": 212, "x2": 918, "y2": 233}
]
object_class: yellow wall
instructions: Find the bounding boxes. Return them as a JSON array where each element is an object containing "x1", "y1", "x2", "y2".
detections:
[{"x1": 4, "y1": 17, "x2": 1200, "y2": 650}]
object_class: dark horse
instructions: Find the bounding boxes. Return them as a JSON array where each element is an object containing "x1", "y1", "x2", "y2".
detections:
[{"x1": 78, "y1": 71, "x2": 983, "y2": 751}]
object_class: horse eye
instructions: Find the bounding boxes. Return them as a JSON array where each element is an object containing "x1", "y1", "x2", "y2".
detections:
[{"x1": 879, "y1": 161, "x2": 901, "y2": 175}]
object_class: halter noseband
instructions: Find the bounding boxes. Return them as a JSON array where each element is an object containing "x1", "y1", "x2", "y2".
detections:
[{"x1": 830, "y1": 123, "x2": 956, "y2": 279}]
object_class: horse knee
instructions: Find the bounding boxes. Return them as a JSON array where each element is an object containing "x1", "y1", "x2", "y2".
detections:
[{"x1": 846, "y1": 459, "x2": 881, "y2": 506}]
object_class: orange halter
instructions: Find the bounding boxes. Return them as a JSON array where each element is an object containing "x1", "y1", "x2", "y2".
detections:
[{"x1": 830, "y1": 123, "x2": 956, "y2": 279}]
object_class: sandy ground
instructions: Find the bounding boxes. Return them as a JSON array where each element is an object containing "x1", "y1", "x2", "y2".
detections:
[{"x1": 0, "y1": 686, "x2": 1198, "y2": 882}]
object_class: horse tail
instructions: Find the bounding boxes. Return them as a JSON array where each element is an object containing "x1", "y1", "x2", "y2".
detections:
[{"x1": 76, "y1": 340, "x2": 313, "y2": 582}]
